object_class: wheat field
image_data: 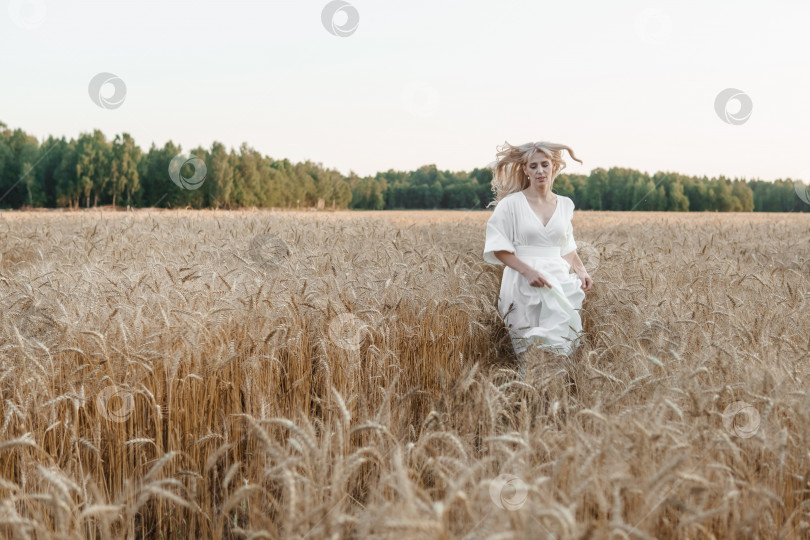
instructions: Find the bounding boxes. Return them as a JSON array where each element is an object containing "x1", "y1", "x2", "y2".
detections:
[{"x1": 0, "y1": 208, "x2": 808, "y2": 539}]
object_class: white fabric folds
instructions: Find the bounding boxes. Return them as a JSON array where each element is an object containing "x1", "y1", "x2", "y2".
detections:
[{"x1": 484, "y1": 191, "x2": 586, "y2": 356}]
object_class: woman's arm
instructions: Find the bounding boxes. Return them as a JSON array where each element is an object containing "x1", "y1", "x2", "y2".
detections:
[
  {"x1": 561, "y1": 250, "x2": 586, "y2": 274},
  {"x1": 493, "y1": 250, "x2": 553, "y2": 289},
  {"x1": 493, "y1": 250, "x2": 533, "y2": 275},
  {"x1": 562, "y1": 250, "x2": 593, "y2": 292}
]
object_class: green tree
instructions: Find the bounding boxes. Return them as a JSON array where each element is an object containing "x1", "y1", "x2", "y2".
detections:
[
  {"x1": 204, "y1": 142, "x2": 234, "y2": 209},
  {"x1": 666, "y1": 178, "x2": 689, "y2": 211},
  {"x1": 137, "y1": 140, "x2": 182, "y2": 207},
  {"x1": 585, "y1": 168, "x2": 608, "y2": 210},
  {"x1": 34, "y1": 136, "x2": 72, "y2": 207},
  {"x1": 731, "y1": 180, "x2": 754, "y2": 212},
  {"x1": 713, "y1": 177, "x2": 736, "y2": 211},
  {"x1": 110, "y1": 133, "x2": 141, "y2": 207},
  {"x1": 0, "y1": 124, "x2": 39, "y2": 208},
  {"x1": 75, "y1": 130, "x2": 111, "y2": 208},
  {"x1": 55, "y1": 139, "x2": 80, "y2": 208}
]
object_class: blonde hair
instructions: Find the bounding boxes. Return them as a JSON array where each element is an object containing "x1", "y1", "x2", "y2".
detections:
[{"x1": 486, "y1": 141, "x2": 583, "y2": 208}]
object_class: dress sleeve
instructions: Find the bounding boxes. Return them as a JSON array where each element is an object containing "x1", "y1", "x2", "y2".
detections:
[
  {"x1": 483, "y1": 198, "x2": 516, "y2": 265},
  {"x1": 562, "y1": 197, "x2": 578, "y2": 256}
]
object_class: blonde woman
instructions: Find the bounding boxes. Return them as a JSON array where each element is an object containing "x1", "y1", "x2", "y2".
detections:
[{"x1": 483, "y1": 141, "x2": 592, "y2": 374}]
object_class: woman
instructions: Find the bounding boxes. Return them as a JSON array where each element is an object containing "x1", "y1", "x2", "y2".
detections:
[{"x1": 483, "y1": 141, "x2": 593, "y2": 373}]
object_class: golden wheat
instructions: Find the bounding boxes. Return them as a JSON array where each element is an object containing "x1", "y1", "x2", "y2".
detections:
[{"x1": 0, "y1": 207, "x2": 808, "y2": 538}]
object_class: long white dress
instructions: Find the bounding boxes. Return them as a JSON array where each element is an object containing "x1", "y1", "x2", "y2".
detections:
[{"x1": 483, "y1": 191, "x2": 586, "y2": 357}]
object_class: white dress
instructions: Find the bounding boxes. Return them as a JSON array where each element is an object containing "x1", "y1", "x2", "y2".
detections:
[{"x1": 483, "y1": 191, "x2": 586, "y2": 356}]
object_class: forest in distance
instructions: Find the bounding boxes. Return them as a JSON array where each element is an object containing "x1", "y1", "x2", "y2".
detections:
[{"x1": 0, "y1": 121, "x2": 807, "y2": 213}]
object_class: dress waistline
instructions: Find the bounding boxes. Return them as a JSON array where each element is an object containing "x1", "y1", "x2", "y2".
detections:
[{"x1": 515, "y1": 245, "x2": 561, "y2": 258}]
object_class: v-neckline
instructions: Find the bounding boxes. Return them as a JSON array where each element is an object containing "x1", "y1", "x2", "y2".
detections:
[{"x1": 520, "y1": 190, "x2": 559, "y2": 229}]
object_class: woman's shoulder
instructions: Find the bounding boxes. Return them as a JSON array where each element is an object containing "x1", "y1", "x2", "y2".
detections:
[
  {"x1": 554, "y1": 194, "x2": 576, "y2": 219},
  {"x1": 556, "y1": 193, "x2": 575, "y2": 208},
  {"x1": 493, "y1": 191, "x2": 521, "y2": 208},
  {"x1": 503, "y1": 191, "x2": 523, "y2": 200}
]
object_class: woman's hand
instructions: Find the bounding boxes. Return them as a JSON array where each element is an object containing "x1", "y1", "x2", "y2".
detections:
[
  {"x1": 521, "y1": 268, "x2": 553, "y2": 289},
  {"x1": 577, "y1": 271, "x2": 593, "y2": 292}
]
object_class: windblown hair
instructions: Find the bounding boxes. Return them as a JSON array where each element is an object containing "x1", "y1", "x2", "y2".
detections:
[{"x1": 486, "y1": 141, "x2": 583, "y2": 208}]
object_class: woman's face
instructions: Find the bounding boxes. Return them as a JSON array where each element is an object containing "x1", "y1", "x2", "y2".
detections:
[{"x1": 523, "y1": 153, "x2": 555, "y2": 188}]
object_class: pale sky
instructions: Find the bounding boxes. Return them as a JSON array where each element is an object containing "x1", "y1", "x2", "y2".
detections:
[{"x1": 2, "y1": 0, "x2": 808, "y2": 181}]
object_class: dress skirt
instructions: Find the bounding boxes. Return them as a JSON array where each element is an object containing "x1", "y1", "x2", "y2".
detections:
[{"x1": 498, "y1": 245, "x2": 586, "y2": 357}]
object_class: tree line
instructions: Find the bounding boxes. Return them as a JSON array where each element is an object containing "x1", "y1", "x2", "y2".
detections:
[{"x1": 0, "y1": 122, "x2": 807, "y2": 212}]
